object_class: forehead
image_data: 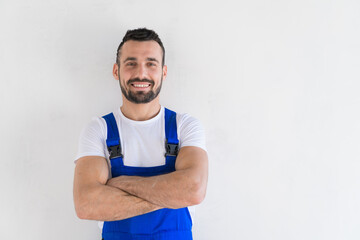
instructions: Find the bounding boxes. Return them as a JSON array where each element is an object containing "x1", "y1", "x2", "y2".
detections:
[{"x1": 120, "y1": 40, "x2": 162, "y2": 61}]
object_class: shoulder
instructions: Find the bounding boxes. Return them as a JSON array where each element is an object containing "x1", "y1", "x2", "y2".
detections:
[
  {"x1": 84, "y1": 116, "x2": 107, "y2": 135},
  {"x1": 171, "y1": 110, "x2": 206, "y2": 152},
  {"x1": 176, "y1": 112, "x2": 203, "y2": 131},
  {"x1": 75, "y1": 116, "x2": 108, "y2": 162},
  {"x1": 96, "y1": 108, "x2": 122, "y2": 132}
]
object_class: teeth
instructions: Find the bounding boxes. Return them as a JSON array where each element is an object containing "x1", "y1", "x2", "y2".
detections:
[{"x1": 133, "y1": 84, "x2": 149, "y2": 87}]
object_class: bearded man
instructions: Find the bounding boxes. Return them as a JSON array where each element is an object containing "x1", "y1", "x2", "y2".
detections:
[{"x1": 73, "y1": 28, "x2": 208, "y2": 240}]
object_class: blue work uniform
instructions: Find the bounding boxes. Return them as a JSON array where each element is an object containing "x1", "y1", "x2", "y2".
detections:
[{"x1": 101, "y1": 108, "x2": 193, "y2": 240}]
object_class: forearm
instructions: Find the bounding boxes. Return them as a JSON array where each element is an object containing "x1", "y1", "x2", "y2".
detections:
[
  {"x1": 107, "y1": 169, "x2": 204, "y2": 209},
  {"x1": 106, "y1": 147, "x2": 208, "y2": 209},
  {"x1": 74, "y1": 182, "x2": 162, "y2": 221}
]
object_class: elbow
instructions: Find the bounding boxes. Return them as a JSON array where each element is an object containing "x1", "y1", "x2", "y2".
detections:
[
  {"x1": 75, "y1": 208, "x2": 87, "y2": 220},
  {"x1": 74, "y1": 199, "x2": 89, "y2": 220},
  {"x1": 74, "y1": 193, "x2": 94, "y2": 220},
  {"x1": 75, "y1": 201, "x2": 99, "y2": 220},
  {"x1": 74, "y1": 184, "x2": 109, "y2": 220},
  {"x1": 74, "y1": 190, "x2": 107, "y2": 220},
  {"x1": 191, "y1": 190, "x2": 206, "y2": 206},
  {"x1": 189, "y1": 181, "x2": 207, "y2": 206}
]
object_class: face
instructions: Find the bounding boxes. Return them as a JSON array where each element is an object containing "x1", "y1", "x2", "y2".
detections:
[{"x1": 113, "y1": 40, "x2": 167, "y2": 104}]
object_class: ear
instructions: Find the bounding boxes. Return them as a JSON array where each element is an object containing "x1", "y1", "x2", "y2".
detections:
[
  {"x1": 162, "y1": 65, "x2": 167, "y2": 80},
  {"x1": 113, "y1": 63, "x2": 119, "y2": 80}
]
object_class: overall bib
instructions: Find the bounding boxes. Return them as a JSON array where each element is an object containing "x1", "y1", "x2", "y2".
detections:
[{"x1": 101, "y1": 108, "x2": 193, "y2": 240}]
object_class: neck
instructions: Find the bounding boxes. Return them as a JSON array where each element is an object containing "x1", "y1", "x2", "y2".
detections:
[{"x1": 120, "y1": 97, "x2": 161, "y2": 121}]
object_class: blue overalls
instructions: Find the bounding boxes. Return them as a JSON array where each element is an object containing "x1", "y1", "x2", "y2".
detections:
[{"x1": 101, "y1": 108, "x2": 193, "y2": 240}]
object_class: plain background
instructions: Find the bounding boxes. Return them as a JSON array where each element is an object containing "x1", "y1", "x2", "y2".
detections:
[{"x1": 1, "y1": 0, "x2": 360, "y2": 239}]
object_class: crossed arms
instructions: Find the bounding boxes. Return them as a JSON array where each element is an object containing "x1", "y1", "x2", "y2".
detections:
[{"x1": 73, "y1": 146, "x2": 208, "y2": 221}]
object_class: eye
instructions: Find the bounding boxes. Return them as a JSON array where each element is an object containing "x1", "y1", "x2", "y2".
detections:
[
  {"x1": 147, "y1": 62, "x2": 157, "y2": 67},
  {"x1": 126, "y1": 62, "x2": 136, "y2": 67}
]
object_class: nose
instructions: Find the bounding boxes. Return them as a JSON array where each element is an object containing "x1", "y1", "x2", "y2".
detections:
[{"x1": 135, "y1": 64, "x2": 148, "y2": 79}]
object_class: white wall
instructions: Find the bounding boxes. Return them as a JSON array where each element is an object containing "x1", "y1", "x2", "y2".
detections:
[{"x1": 1, "y1": 0, "x2": 359, "y2": 239}]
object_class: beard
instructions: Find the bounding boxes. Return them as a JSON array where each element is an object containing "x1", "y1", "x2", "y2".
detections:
[{"x1": 119, "y1": 76, "x2": 163, "y2": 104}]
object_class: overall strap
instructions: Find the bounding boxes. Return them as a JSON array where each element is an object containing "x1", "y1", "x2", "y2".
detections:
[
  {"x1": 102, "y1": 113, "x2": 123, "y2": 159},
  {"x1": 164, "y1": 108, "x2": 179, "y2": 157}
]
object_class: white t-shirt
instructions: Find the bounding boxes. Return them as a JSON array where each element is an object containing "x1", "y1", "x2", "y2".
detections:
[{"x1": 75, "y1": 106, "x2": 206, "y2": 227}]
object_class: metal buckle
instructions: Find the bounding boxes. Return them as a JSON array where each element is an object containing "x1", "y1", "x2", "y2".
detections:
[
  {"x1": 165, "y1": 140, "x2": 178, "y2": 157},
  {"x1": 108, "y1": 145, "x2": 123, "y2": 159}
]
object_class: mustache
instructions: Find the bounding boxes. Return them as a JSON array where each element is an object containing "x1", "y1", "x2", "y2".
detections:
[{"x1": 127, "y1": 78, "x2": 154, "y2": 85}]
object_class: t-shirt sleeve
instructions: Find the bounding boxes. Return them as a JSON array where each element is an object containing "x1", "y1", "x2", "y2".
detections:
[
  {"x1": 177, "y1": 113, "x2": 207, "y2": 152},
  {"x1": 75, "y1": 117, "x2": 107, "y2": 163}
]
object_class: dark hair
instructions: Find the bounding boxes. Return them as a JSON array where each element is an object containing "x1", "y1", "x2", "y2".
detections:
[{"x1": 116, "y1": 28, "x2": 165, "y2": 66}]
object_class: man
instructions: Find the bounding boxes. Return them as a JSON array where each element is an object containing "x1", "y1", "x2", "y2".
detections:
[{"x1": 73, "y1": 28, "x2": 208, "y2": 240}]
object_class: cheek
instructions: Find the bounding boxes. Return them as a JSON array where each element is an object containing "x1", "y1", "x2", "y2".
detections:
[
  {"x1": 152, "y1": 70, "x2": 163, "y2": 81},
  {"x1": 119, "y1": 68, "x2": 130, "y2": 77},
  {"x1": 119, "y1": 71, "x2": 130, "y2": 82}
]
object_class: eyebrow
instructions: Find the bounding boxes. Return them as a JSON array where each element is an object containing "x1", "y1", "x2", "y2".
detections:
[
  {"x1": 146, "y1": 57, "x2": 159, "y2": 63},
  {"x1": 123, "y1": 57, "x2": 137, "y2": 63},
  {"x1": 123, "y1": 57, "x2": 159, "y2": 64}
]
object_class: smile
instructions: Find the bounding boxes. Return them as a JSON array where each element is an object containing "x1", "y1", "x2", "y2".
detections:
[{"x1": 132, "y1": 84, "x2": 150, "y2": 87}]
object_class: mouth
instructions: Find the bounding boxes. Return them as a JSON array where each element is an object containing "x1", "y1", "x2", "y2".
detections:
[{"x1": 130, "y1": 82, "x2": 151, "y2": 90}]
